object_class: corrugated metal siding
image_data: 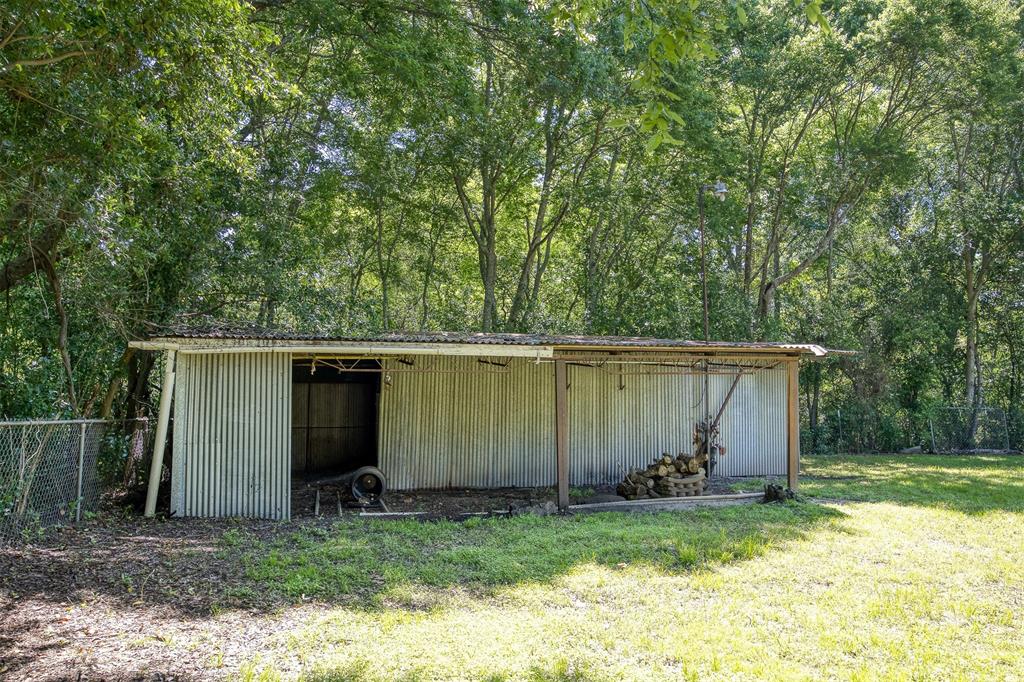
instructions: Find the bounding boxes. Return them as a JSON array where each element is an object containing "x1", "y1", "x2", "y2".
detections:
[
  {"x1": 379, "y1": 356, "x2": 555, "y2": 489},
  {"x1": 171, "y1": 352, "x2": 291, "y2": 519},
  {"x1": 708, "y1": 366, "x2": 788, "y2": 477},
  {"x1": 378, "y1": 357, "x2": 788, "y2": 489},
  {"x1": 567, "y1": 365, "x2": 700, "y2": 484}
]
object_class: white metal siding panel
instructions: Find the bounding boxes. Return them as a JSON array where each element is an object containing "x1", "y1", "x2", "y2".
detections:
[
  {"x1": 378, "y1": 356, "x2": 555, "y2": 489},
  {"x1": 170, "y1": 352, "x2": 291, "y2": 519},
  {"x1": 708, "y1": 366, "x2": 788, "y2": 477},
  {"x1": 567, "y1": 365, "x2": 701, "y2": 485}
]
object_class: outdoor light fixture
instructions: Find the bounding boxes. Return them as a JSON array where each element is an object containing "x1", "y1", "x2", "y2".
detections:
[{"x1": 712, "y1": 181, "x2": 728, "y2": 202}]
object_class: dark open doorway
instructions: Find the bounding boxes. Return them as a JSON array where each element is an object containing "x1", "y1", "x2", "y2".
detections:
[{"x1": 291, "y1": 359, "x2": 380, "y2": 480}]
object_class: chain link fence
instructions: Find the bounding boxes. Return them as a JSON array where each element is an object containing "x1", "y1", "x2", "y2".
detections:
[
  {"x1": 929, "y1": 406, "x2": 1011, "y2": 453},
  {"x1": 807, "y1": 404, "x2": 911, "y2": 454},
  {"x1": 806, "y1": 403, "x2": 1018, "y2": 455},
  {"x1": 0, "y1": 418, "x2": 152, "y2": 545}
]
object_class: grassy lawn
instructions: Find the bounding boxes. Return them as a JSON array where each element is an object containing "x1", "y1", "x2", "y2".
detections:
[{"x1": 227, "y1": 454, "x2": 1024, "y2": 681}]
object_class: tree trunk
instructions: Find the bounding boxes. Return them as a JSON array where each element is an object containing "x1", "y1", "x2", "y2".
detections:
[
  {"x1": 965, "y1": 289, "x2": 979, "y2": 407},
  {"x1": 374, "y1": 206, "x2": 390, "y2": 329},
  {"x1": 99, "y1": 348, "x2": 136, "y2": 418},
  {"x1": 0, "y1": 221, "x2": 67, "y2": 292},
  {"x1": 39, "y1": 253, "x2": 78, "y2": 415},
  {"x1": 963, "y1": 241, "x2": 991, "y2": 407}
]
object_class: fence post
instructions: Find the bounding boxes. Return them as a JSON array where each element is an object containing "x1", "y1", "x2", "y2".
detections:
[
  {"x1": 76, "y1": 422, "x2": 86, "y2": 522},
  {"x1": 19, "y1": 429, "x2": 26, "y2": 486}
]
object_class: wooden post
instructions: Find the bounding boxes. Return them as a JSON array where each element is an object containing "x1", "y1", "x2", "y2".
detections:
[
  {"x1": 555, "y1": 359, "x2": 569, "y2": 510},
  {"x1": 787, "y1": 358, "x2": 800, "y2": 490},
  {"x1": 145, "y1": 349, "x2": 176, "y2": 517}
]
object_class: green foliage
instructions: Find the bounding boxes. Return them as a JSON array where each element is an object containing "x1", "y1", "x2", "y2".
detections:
[{"x1": 1, "y1": 0, "x2": 1023, "y2": 464}]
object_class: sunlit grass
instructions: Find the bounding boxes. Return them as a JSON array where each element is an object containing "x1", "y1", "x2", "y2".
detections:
[
  {"x1": 228, "y1": 503, "x2": 840, "y2": 603},
  {"x1": 229, "y1": 455, "x2": 1024, "y2": 681},
  {"x1": 800, "y1": 453, "x2": 1024, "y2": 512}
]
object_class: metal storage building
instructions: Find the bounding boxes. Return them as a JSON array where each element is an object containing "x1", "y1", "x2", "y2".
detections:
[{"x1": 130, "y1": 330, "x2": 832, "y2": 520}]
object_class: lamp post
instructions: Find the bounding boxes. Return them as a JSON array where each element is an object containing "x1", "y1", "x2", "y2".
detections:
[
  {"x1": 697, "y1": 180, "x2": 726, "y2": 477},
  {"x1": 698, "y1": 180, "x2": 728, "y2": 342}
]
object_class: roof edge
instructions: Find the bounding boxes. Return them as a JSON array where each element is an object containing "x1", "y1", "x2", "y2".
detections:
[{"x1": 129, "y1": 337, "x2": 845, "y2": 358}]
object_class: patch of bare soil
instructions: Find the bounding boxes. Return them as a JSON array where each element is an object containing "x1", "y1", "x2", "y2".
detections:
[
  {"x1": 291, "y1": 485, "x2": 560, "y2": 518},
  {"x1": 0, "y1": 513, "x2": 309, "y2": 681}
]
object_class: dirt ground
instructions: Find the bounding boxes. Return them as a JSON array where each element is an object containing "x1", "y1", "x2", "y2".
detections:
[
  {"x1": 291, "y1": 480, "x2": 742, "y2": 518},
  {"x1": 0, "y1": 513, "x2": 285, "y2": 681},
  {"x1": 0, "y1": 482, "x2": 756, "y2": 680},
  {"x1": 290, "y1": 483, "x2": 561, "y2": 517}
]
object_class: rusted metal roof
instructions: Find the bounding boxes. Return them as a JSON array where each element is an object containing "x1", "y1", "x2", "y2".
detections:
[{"x1": 132, "y1": 324, "x2": 839, "y2": 356}]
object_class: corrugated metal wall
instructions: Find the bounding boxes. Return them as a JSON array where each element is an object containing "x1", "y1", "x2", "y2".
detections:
[
  {"x1": 567, "y1": 364, "x2": 699, "y2": 484},
  {"x1": 705, "y1": 365, "x2": 788, "y2": 477},
  {"x1": 566, "y1": 363, "x2": 786, "y2": 481},
  {"x1": 378, "y1": 356, "x2": 788, "y2": 489},
  {"x1": 171, "y1": 352, "x2": 291, "y2": 519},
  {"x1": 378, "y1": 356, "x2": 556, "y2": 488}
]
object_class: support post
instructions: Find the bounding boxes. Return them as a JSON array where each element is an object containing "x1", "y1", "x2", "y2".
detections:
[
  {"x1": 76, "y1": 422, "x2": 86, "y2": 522},
  {"x1": 18, "y1": 429, "x2": 26, "y2": 486},
  {"x1": 145, "y1": 350, "x2": 176, "y2": 517},
  {"x1": 787, "y1": 358, "x2": 800, "y2": 490},
  {"x1": 555, "y1": 359, "x2": 569, "y2": 510}
]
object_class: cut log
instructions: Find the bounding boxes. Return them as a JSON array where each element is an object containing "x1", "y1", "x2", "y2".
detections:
[{"x1": 616, "y1": 452, "x2": 710, "y2": 499}]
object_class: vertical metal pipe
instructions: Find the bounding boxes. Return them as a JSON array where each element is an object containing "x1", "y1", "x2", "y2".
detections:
[
  {"x1": 145, "y1": 350, "x2": 176, "y2": 517},
  {"x1": 76, "y1": 422, "x2": 86, "y2": 522},
  {"x1": 699, "y1": 187, "x2": 709, "y2": 343}
]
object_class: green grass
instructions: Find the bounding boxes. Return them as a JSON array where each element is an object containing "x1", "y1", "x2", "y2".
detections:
[
  {"x1": 800, "y1": 453, "x2": 1024, "y2": 512},
  {"x1": 229, "y1": 454, "x2": 1024, "y2": 681},
  {"x1": 228, "y1": 503, "x2": 839, "y2": 603}
]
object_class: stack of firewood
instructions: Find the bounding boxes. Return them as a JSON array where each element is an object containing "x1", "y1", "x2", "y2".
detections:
[{"x1": 616, "y1": 453, "x2": 708, "y2": 500}]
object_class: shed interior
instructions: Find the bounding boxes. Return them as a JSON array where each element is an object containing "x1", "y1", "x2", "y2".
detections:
[{"x1": 290, "y1": 359, "x2": 380, "y2": 481}]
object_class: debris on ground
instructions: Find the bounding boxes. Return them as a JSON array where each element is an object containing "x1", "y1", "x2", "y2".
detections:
[
  {"x1": 577, "y1": 493, "x2": 627, "y2": 505},
  {"x1": 763, "y1": 483, "x2": 796, "y2": 502},
  {"x1": 509, "y1": 500, "x2": 559, "y2": 516}
]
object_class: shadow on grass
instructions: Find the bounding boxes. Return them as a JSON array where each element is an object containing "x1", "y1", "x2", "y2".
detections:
[
  {"x1": 225, "y1": 501, "x2": 843, "y2": 609},
  {"x1": 0, "y1": 502, "x2": 843, "y2": 625},
  {"x1": 800, "y1": 454, "x2": 1024, "y2": 513}
]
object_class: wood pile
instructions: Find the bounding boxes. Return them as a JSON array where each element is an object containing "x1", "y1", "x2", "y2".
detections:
[{"x1": 615, "y1": 453, "x2": 708, "y2": 500}]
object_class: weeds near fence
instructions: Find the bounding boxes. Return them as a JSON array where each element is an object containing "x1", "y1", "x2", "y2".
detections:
[{"x1": 0, "y1": 418, "x2": 151, "y2": 544}]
